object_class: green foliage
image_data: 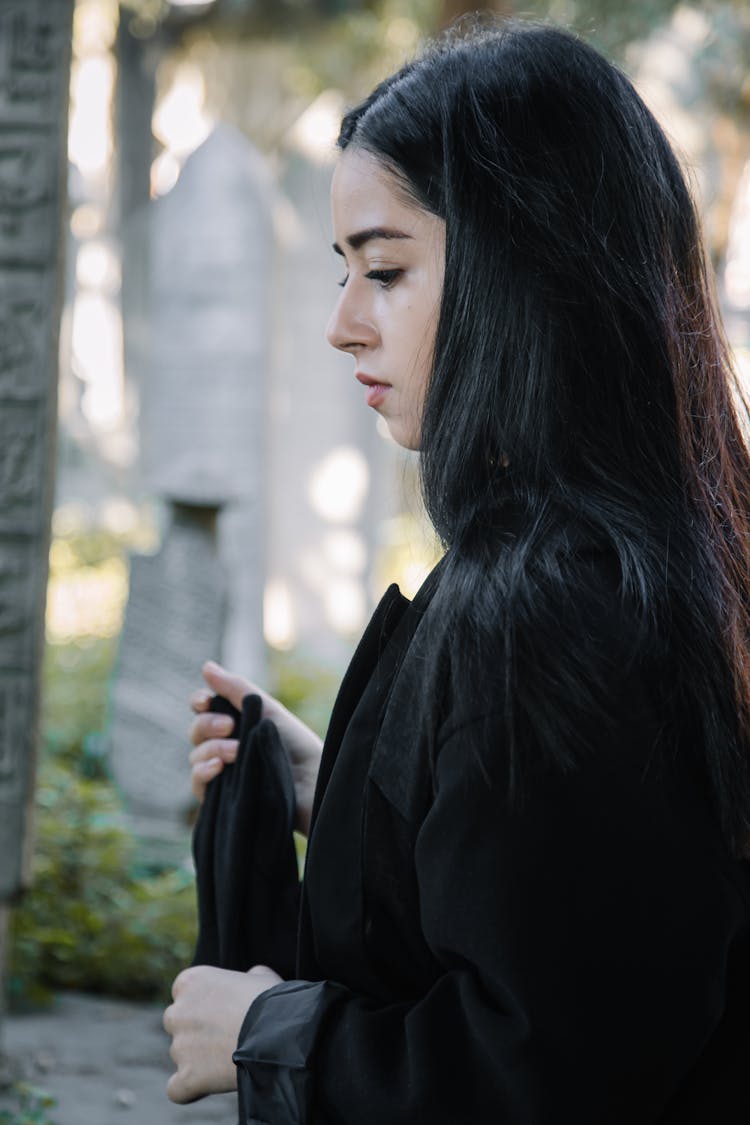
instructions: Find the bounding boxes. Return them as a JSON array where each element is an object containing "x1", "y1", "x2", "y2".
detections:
[
  {"x1": 272, "y1": 654, "x2": 340, "y2": 739},
  {"x1": 10, "y1": 534, "x2": 340, "y2": 1007},
  {"x1": 697, "y1": 3, "x2": 750, "y2": 119},
  {"x1": 8, "y1": 525, "x2": 198, "y2": 1009},
  {"x1": 124, "y1": 0, "x2": 750, "y2": 127},
  {"x1": 0, "y1": 1084, "x2": 59, "y2": 1125},
  {"x1": 7, "y1": 750, "x2": 198, "y2": 1009},
  {"x1": 542, "y1": 0, "x2": 680, "y2": 57},
  {"x1": 9, "y1": 636, "x2": 335, "y2": 1007},
  {"x1": 10, "y1": 513, "x2": 341, "y2": 1008},
  {"x1": 42, "y1": 637, "x2": 118, "y2": 775}
]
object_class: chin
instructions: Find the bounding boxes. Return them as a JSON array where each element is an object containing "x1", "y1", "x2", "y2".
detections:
[{"x1": 386, "y1": 421, "x2": 422, "y2": 452}]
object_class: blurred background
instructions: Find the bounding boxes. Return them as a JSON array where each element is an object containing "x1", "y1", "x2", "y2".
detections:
[{"x1": 4, "y1": 0, "x2": 750, "y2": 1078}]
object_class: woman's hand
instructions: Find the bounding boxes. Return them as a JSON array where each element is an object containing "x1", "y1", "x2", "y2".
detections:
[
  {"x1": 189, "y1": 660, "x2": 323, "y2": 836},
  {"x1": 163, "y1": 964, "x2": 282, "y2": 1103}
]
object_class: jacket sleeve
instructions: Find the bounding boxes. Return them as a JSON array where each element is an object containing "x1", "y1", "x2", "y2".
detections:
[{"x1": 233, "y1": 709, "x2": 748, "y2": 1124}]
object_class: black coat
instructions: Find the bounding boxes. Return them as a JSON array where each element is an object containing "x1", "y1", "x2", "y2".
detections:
[{"x1": 233, "y1": 553, "x2": 750, "y2": 1124}]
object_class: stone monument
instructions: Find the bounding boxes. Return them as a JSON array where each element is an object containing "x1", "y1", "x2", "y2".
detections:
[
  {"x1": 110, "y1": 490, "x2": 226, "y2": 863},
  {"x1": 111, "y1": 125, "x2": 272, "y2": 857},
  {"x1": 0, "y1": 0, "x2": 73, "y2": 984}
]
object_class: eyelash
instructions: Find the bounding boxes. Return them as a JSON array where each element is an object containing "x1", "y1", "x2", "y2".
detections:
[{"x1": 338, "y1": 269, "x2": 402, "y2": 290}]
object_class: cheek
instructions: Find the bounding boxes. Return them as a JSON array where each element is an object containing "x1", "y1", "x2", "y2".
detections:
[
  {"x1": 399, "y1": 321, "x2": 427, "y2": 379},
  {"x1": 399, "y1": 292, "x2": 430, "y2": 342},
  {"x1": 409, "y1": 299, "x2": 439, "y2": 371}
]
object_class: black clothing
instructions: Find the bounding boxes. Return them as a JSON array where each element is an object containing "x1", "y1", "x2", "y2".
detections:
[
  {"x1": 193, "y1": 694, "x2": 299, "y2": 977},
  {"x1": 233, "y1": 554, "x2": 750, "y2": 1123}
]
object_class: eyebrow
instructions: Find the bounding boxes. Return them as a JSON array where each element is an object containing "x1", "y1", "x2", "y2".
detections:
[{"x1": 332, "y1": 227, "x2": 413, "y2": 255}]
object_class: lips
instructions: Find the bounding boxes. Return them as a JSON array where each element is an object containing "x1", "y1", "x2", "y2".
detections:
[{"x1": 356, "y1": 372, "x2": 391, "y2": 410}]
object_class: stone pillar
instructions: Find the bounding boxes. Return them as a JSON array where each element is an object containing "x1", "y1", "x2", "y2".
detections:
[
  {"x1": 0, "y1": 0, "x2": 73, "y2": 1000},
  {"x1": 110, "y1": 495, "x2": 226, "y2": 865},
  {"x1": 111, "y1": 125, "x2": 272, "y2": 858},
  {"x1": 141, "y1": 123, "x2": 271, "y2": 682}
]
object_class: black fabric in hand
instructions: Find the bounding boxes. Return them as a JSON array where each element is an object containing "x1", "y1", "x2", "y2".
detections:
[
  {"x1": 191, "y1": 692, "x2": 248, "y2": 970},
  {"x1": 192, "y1": 693, "x2": 300, "y2": 978}
]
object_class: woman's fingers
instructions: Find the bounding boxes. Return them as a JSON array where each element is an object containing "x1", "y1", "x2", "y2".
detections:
[
  {"x1": 190, "y1": 688, "x2": 213, "y2": 714},
  {"x1": 192, "y1": 759, "x2": 222, "y2": 802},
  {"x1": 188, "y1": 660, "x2": 254, "y2": 803},
  {"x1": 201, "y1": 660, "x2": 258, "y2": 711},
  {"x1": 189, "y1": 735, "x2": 239, "y2": 802},
  {"x1": 188, "y1": 737, "x2": 238, "y2": 768},
  {"x1": 189, "y1": 710, "x2": 236, "y2": 747},
  {"x1": 190, "y1": 738, "x2": 238, "y2": 801}
]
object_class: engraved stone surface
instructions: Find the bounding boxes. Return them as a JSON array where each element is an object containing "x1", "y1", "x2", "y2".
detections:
[
  {"x1": 110, "y1": 504, "x2": 225, "y2": 858},
  {"x1": 0, "y1": 537, "x2": 39, "y2": 671},
  {"x1": 0, "y1": 269, "x2": 54, "y2": 400},
  {"x1": 0, "y1": 675, "x2": 31, "y2": 800},
  {"x1": 0, "y1": 0, "x2": 73, "y2": 902},
  {"x1": 0, "y1": 402, "x2": 46, "y2": 535},
  {"x1": 0, "y1": 131, "x2": 59, "y2": 266},
  {"x1": 0, "y1": 3, "x2": 71, "y2": 127}
]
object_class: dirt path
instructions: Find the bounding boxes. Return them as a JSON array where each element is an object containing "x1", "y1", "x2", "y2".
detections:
[{"x1": 0, "y1": 992, "x2": 237, "y2": 1125}]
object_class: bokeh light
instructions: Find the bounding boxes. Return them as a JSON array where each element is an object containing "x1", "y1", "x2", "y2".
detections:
[
  {"x1": 152, "y1": 64, "x2": 214, "y2": 157},
  {"x1": 68, "y1": 55, "x2": 116, "y2": 179},
  {"x1": 307, "y1": 447, "x2": 370, "y2": 524},
  {"x1": 264, "y1": 578, "x2": 297, "y2": 650},
  {"x1": 285, "y1": 90, "x2": 344, "y2": 165}
]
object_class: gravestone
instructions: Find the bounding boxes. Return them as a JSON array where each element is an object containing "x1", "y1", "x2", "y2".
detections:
[
  {"x1": 111, "y1": 125, "x2": 271, "y2": 855},
  {"x1": 142, "y1": 123, "x2": 271, "y2": 680},
  {"x1": 139, "y1": 124, "x2": 271, "y2": 505},
  {"x1": 110, "y1": 496, "x2": 225, "y2": 862},
  {"x1": 0, "y1": 0, "x2": 73, "y2": 983}
]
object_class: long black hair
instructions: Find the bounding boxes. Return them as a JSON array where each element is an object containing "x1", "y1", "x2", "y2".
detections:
[{"x1": 338, "y1": 20, "x2": 750, "y2": 854}]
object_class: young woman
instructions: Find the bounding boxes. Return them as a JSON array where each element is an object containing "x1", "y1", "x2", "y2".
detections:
[{"x1": 164, "y1": 20, "x2": 750, "y2": 1123}]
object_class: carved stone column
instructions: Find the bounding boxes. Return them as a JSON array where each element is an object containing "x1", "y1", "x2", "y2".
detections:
[
  {"x1": 0, "y1": 0, "x2": 73, "y2": 971},
  {"x1": 110, "y1": 495, "x2": 227, "y2": 866}
]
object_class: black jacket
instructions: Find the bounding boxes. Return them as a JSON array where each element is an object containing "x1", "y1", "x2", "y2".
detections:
[{"x1": 234, "y1": 554, "x2": 750, "y2": 1124}]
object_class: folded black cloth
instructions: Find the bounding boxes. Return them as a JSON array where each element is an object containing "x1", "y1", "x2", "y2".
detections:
[{"x1": 192, "y1": 693, "x2": 300, "y2": 978}]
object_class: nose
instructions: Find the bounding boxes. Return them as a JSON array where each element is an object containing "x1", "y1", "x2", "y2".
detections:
[{"x1": 325, "y1": 284, "x2": 378, "y2": 354}]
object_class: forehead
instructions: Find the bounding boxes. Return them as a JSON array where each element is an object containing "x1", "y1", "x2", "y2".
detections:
[{"x1": 331, "y1": 149, "x2": 428, "y2": 237}]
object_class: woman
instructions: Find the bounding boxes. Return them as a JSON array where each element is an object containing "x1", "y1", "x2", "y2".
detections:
[{"x1": 163, "y1": 19, "x2": 750, "y2": 1123}]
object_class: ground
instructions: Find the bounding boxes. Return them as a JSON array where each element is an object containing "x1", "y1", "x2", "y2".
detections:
[{"x1": 0, "y1": 992, "x2": 237, "y2": 1125}]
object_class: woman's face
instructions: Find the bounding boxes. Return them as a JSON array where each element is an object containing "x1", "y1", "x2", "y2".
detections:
[{"x1": 326, "y1": 149, "x2": 445, "y2": 451}]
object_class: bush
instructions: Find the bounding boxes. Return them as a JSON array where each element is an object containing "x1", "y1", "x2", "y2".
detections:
[
  {"x1": 0, "y1": 1083, "x2": 59, "y2": 1125},
  {"x1": 8, "y1": 522, "x2": 342, "y2": 1009},
  {"x1": 7, "y1": 517, "x2": 201, "y2": 1007},
  {"x1": 7, "y1": 749, "x2": 198, "y2": 1008},
  {"x1": 8, "y1": 649, "x2": 338, "y2": 1008}
]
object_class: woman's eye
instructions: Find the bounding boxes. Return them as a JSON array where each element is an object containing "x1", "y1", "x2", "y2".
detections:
[
  {"x1": 365, "y1": 269, "x2": 401, "y2": 289},
  {"x1": 337, "y1": 269, "x2": 402, "y2": 290}
]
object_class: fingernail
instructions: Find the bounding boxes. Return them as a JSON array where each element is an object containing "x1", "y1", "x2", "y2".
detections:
[
  {"x1": 203, "y1": 660, "x2": 221, "y2": 672},
  {"x1": 205, "y1": 757, "x2": 221, "y2": 771}
]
